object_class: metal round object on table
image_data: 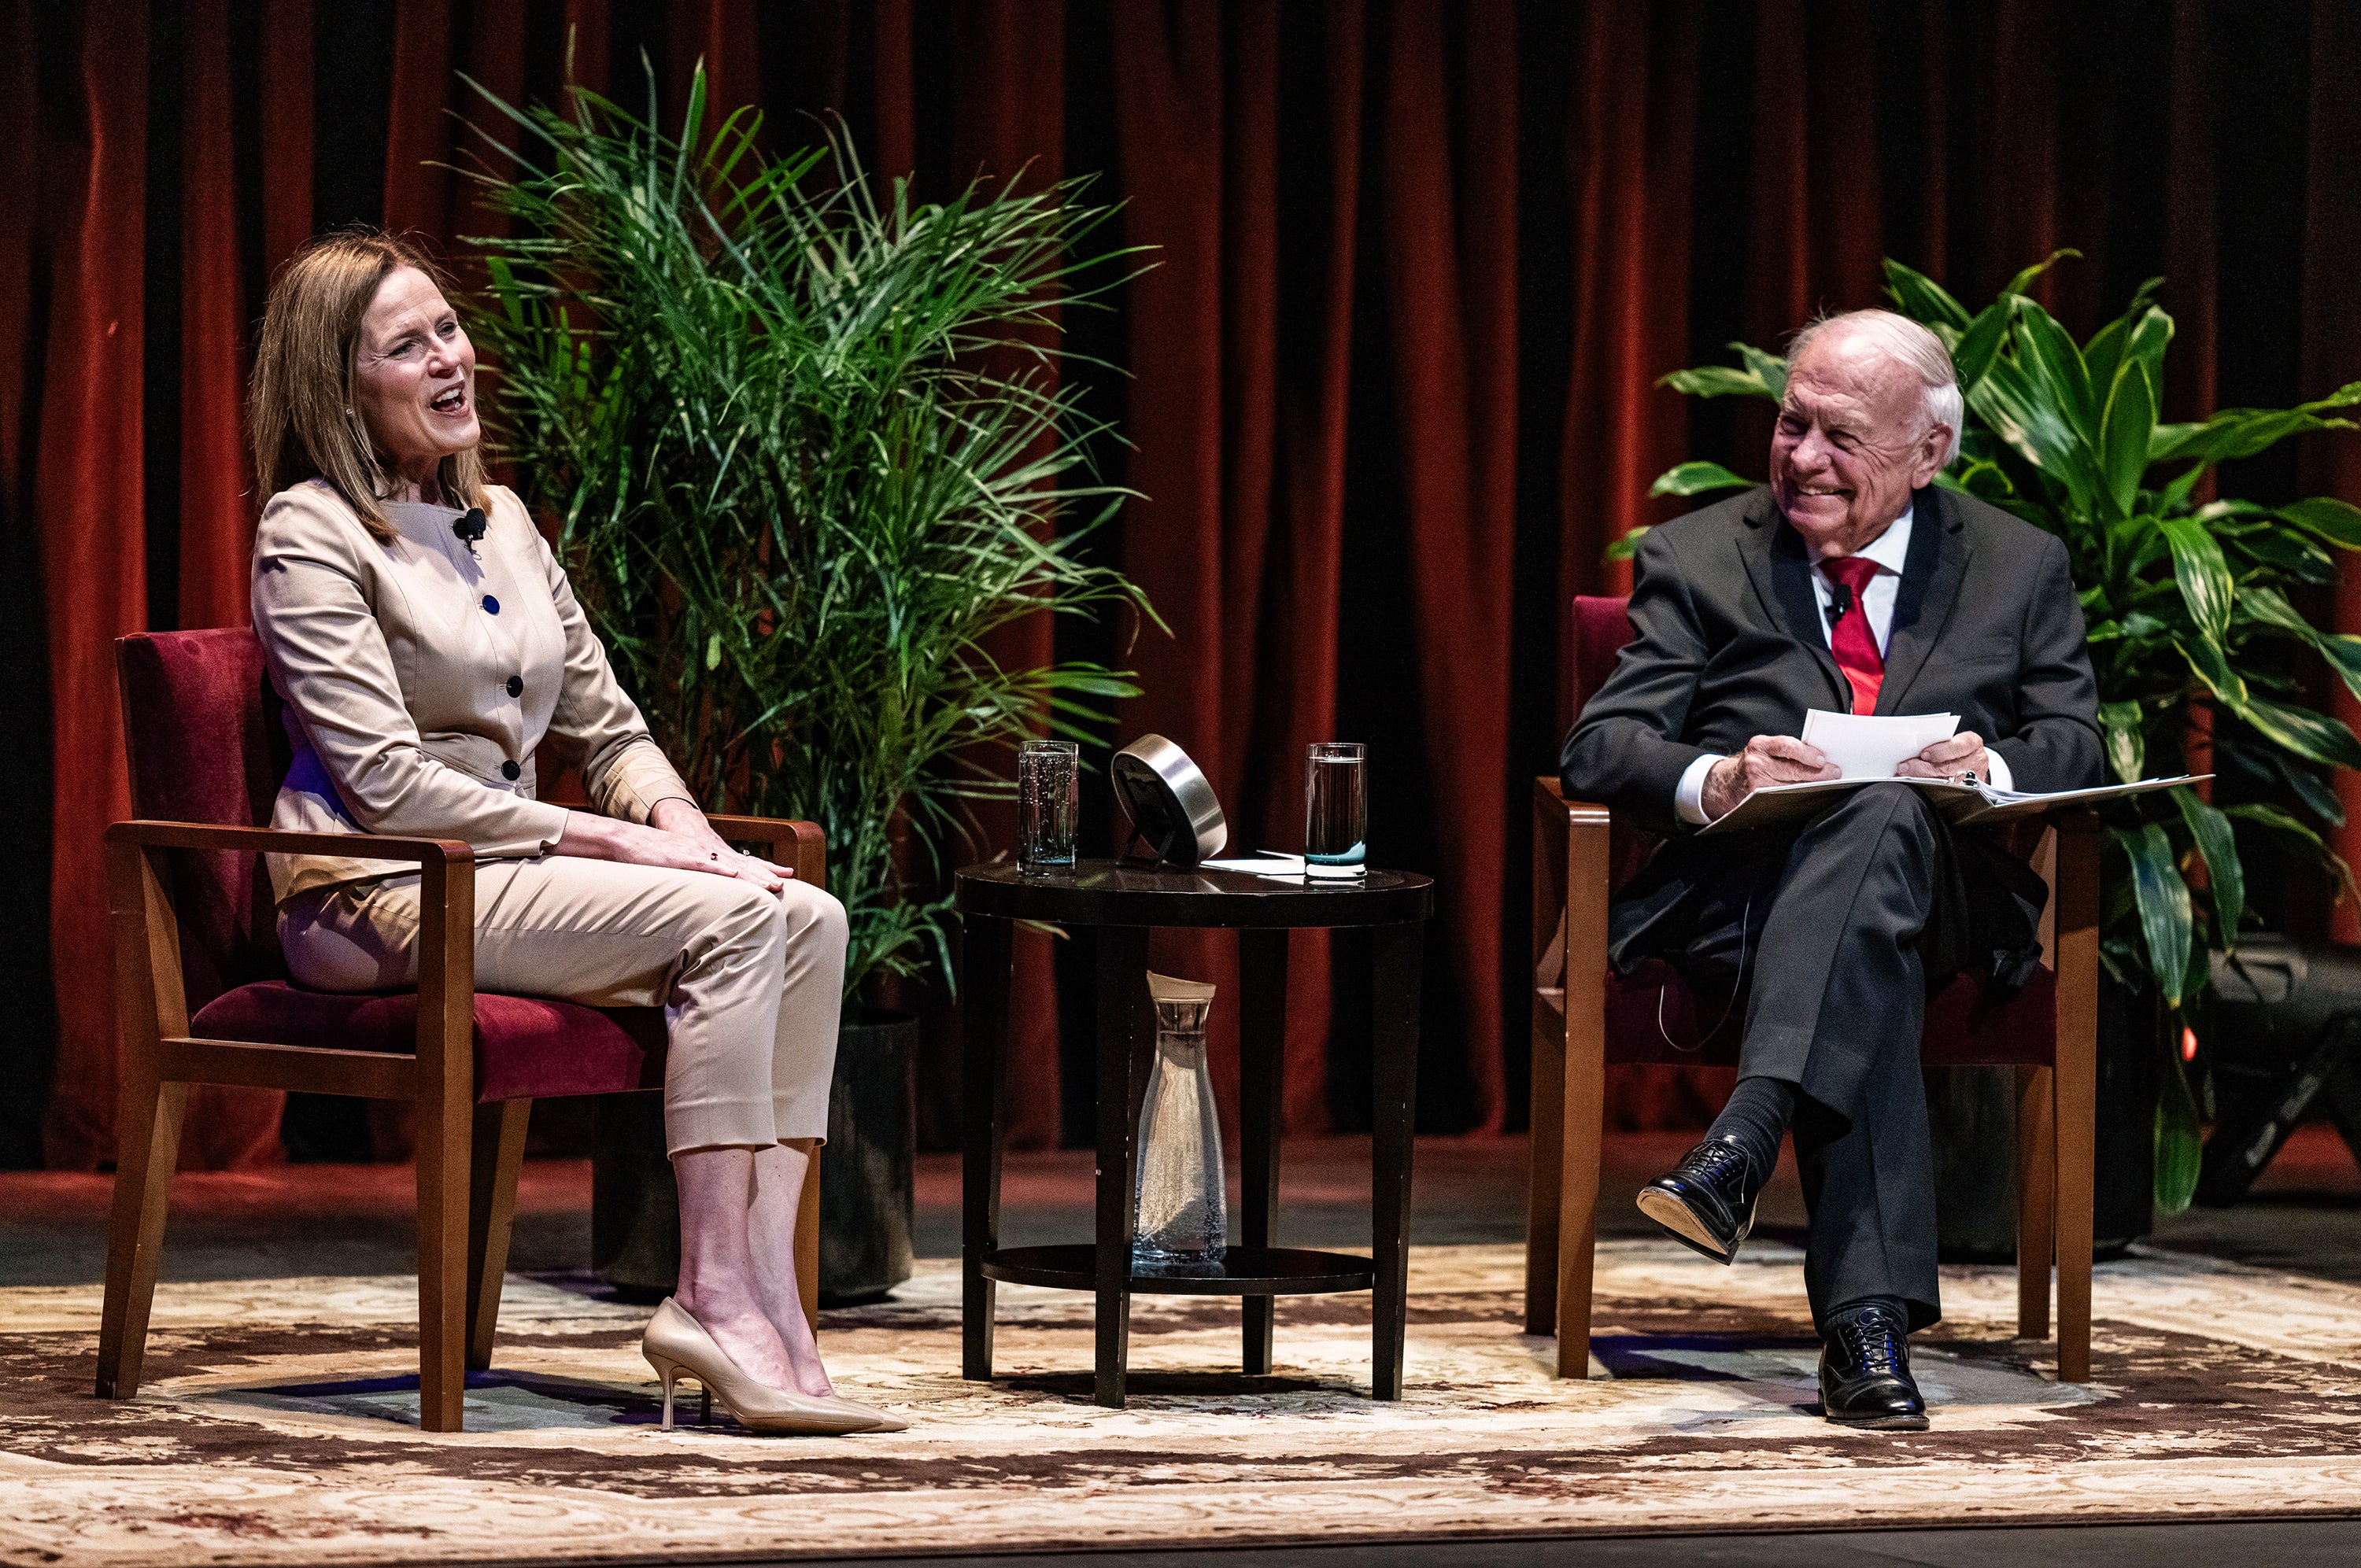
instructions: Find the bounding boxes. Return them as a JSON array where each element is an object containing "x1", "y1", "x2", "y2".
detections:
[{"x1": 1110, "y1": 734, "x2": 1226, "y2": 865}]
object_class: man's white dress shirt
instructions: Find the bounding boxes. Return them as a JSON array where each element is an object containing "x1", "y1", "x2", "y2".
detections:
[{"x1": 1671, "y1": 504, "x2": 2012, "y2": 825}]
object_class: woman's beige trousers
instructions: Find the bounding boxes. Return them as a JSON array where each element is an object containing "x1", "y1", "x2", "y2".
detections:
[{"x1": 279, "y1": 857, "x2": 848, "y2": 1156}]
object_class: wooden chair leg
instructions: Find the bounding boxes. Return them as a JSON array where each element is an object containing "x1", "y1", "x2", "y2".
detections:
[
  {"x1": 1555, "y1": 1028, "x2": 1604, "y2": 1378},
  {"x1": 2050, "y1": 812, "x2": 2099, "y2": 1384},
  {"x1": 465, "y1": 1099, "x2": 531, "y2": 1371},
  {"x1": 796, "y1": 1142, "x2": 822, "y2": 1330},
  {"x1": 2014, "y1": 1064, "x2": 2055, "y2": 1340},
  {"x1": 95, "y1": 1075, "x2": 187, "y2": 1400},
  {"x1": 2054, "y1": 1038, "x2": 2097, "y2": 1384},
  {"x1": 416, "y1": 1087, "x2": 472, "y2": 1433},
  {"x1": 1525, "y1": 1005, "x2": 1566, "y2": 1337}
]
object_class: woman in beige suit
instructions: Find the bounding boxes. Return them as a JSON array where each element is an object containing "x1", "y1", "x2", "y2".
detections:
[{"x1": 247, "y1": 231, "x2": 898, "y2": 1435}]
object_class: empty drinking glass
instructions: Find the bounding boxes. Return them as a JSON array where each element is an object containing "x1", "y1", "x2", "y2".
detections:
[
  {"x1": 1305, "y1": 741, "x2": 1367, "y2": 881},
  {"x1": 1018, "y1": 740, "x2": 1079, "y2": 871}
]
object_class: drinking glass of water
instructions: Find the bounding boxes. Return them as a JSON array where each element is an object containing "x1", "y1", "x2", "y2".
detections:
[
  {"x1": 1018, "y1": 740, "x2": 1079, "y2": 872},
  {"x1": 1304, "y1": 741, "x2": 1367, "y2": 881}
]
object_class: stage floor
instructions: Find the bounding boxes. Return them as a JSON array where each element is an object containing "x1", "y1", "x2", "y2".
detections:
[{"x1": 3, "y1": 1131, "x2": 2359, "y2": 1566}]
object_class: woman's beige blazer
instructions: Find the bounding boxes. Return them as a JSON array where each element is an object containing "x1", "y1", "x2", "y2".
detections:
[{"x1": 249, "y1": 479, "x2": 692, "y2": 903}]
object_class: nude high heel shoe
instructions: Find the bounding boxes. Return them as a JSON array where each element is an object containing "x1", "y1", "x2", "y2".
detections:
[{"x1": 641, "y1": 1298, "x2": 889, "y2": 1436}]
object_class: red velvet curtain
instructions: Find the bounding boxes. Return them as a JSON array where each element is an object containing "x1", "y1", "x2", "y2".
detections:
[{"x1": 8, "y1": 1, "x2": 2361, "y2": 1169}]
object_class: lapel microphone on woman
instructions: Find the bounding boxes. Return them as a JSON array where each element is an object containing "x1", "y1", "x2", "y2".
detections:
[{"x1": 453, "y1": 507, "x2": 488, "y2": 544}]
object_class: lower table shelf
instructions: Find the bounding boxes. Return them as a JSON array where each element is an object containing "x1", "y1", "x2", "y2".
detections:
[{"x1": 981, "y1": 1244, "x2": 1376, "y2": 1296}]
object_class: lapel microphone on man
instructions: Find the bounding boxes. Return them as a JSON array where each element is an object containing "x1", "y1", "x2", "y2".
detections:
[
  {"x1": 1826, "y1": 583, "x2": 1853, "y2": 629},
  {"x1": 453, "y1": 507, "x2": 488, "y2": 545}
]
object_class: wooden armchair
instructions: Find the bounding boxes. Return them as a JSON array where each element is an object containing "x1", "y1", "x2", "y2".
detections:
[
  {"x1": 1525, "y1": 596, "x2": 2099, "y2": 1383},
  {"x1": 101, "y1": 629, "x2": 826, "y2": 1431}
]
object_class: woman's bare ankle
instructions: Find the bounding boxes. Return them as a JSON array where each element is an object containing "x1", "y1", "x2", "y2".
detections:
[{"x1": 671, "y1": 1281, "x2": 798, "y2": 1389}]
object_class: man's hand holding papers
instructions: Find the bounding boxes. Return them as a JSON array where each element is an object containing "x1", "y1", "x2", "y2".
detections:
[{"x1": 1699, "y1": 734, "x2": 1842, "y2": 820}]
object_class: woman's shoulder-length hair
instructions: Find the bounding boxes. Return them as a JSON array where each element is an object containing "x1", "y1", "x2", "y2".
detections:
[{"x1": 248, "y1": 227, "x2": 488, "y2": 542}]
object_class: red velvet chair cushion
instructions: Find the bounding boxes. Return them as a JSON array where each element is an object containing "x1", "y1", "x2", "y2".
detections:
[
  {"x1": 1566, "y1": 593, "x2": 2060, "y2": 1072},
  {"x1": 1569, "y1": 595, "x2": 1638, "y2": 718},
  {"x1": 191, "y1": 982, "x2": 667, "y2": 1103}
]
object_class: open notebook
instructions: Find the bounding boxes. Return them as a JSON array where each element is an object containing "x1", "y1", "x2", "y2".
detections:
[{"x1": 1697, "y1": 773, "x2": 2208, "y2": 836}]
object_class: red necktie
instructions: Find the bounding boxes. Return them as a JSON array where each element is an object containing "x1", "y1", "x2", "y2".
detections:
[{"x1": 1824, "y1": 555, "x2": 1884, "y2": 715}]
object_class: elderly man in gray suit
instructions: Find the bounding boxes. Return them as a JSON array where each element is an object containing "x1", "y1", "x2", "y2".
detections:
[{"x1": 1559, "y1": 309, "x2": 2102, "y2": 1429}]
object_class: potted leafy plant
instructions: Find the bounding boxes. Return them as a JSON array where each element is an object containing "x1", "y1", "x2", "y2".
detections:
[
  {"x1": 1643, "y1": 254, "x2": 2361, "y2": 1215},
  {"x1": 457, "y1": 68, "x2": 1152, "y2": 1296}
]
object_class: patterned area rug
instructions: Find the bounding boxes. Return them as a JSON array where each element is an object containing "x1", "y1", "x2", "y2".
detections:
[{"x1": 6, "y1": 1241, "x2": 2361, "y2": 1566}]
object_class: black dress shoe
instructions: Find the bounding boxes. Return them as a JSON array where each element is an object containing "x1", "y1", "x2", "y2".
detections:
[
  {"x1": 1634, "y1": 1134, "x2": 1761, "y2": 1264},
  {"x1": 1819, "y1": 1299, "x2": 1929, "y2": 1430}
]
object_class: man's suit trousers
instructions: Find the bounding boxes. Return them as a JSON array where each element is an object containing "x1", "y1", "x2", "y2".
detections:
[
  {"x1": 278, "y1": 858, "x2": 848, "y2": 1157},
  {"x1": 1630, "y1": 782, "x2": 1980, "y2": 1330}
]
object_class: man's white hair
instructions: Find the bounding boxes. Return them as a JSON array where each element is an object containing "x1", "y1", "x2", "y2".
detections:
[{"x1": 1787, "y1": 308, "x2": 1964, "y2": 467}]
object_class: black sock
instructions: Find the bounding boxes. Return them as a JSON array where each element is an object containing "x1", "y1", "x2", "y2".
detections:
[
  {"x1": 1828, "y1": 1294, "x2": 1910, "y2": 1334},
  {"x1": 1705, "y1": 1074, "x2": 1796, "y2": 1186}
]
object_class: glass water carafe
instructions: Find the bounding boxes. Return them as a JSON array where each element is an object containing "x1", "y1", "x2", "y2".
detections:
[{"x1": 1132, "y1": 972, "x2": 1227, "y2": 1275}]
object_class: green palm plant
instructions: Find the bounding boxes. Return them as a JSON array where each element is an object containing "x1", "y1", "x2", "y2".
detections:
[
  {"x1": 458, "y1": 66, "x2": 1153, "y2": 999},
  {"x1": 1641, "y1": 254, "x2": 2361, "y2": 1208}
]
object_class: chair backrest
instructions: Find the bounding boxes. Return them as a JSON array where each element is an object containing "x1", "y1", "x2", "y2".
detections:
[
  {"x1": 116, "y1": 629, "x2": 294, "y2": 1009},
  {"x1": 1568, "y1": 595, "x2": 1636, "y2": 721}
]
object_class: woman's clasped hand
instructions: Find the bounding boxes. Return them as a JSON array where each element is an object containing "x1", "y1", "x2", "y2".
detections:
[{"x1": 556, "y1": 799, "x2": 799, "y2": 895}]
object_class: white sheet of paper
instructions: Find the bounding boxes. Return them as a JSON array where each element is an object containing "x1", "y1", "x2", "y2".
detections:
[
  {"x1": 1202, "y1": 854, "x2": 1306, "y2": 880},
  {"x1": 1800, "y1": 709, "x2": 1960, "y2": 780}
]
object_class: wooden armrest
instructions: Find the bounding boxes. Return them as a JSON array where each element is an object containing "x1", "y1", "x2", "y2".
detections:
[
  {"x1": 105, "y1": 819, "x2": 477, "y2": 1078},
  {"x1": 1531, "y1": 777, "x2": 1613, "y2": 994},
  {"x1": 706, "y1": 815, "x2": 827, "y2": 892},
  {"x1": 105, "y1": 818, "x2": 474, "y2": 864},
  {"x1": 1531, "y1": 775, "x2": 1613, "y2": 826}
]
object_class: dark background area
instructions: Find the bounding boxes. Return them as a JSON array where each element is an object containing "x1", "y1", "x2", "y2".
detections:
[{"x1": 6, "y1": 0, "x2": 2359, "y2": 1171}]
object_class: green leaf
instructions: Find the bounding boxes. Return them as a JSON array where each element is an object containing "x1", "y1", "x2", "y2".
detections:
[
  {"x1": 1605, "y1": 527, "x2": 1650, "y2": 563},
  {"x1": 1968, "y1": 350, "x2": 2105, "y2": 511},
  {"x1": 1648, "y1": 460, "x2": 1756, "y2": 498},
  {"x1": 2099, "y1": 360, "x2": 2156, "y2": 518},
  {"x1": 2230, "y1": 694, "x2": 2361, "y2": 772},
  {"x1": 2223, "y1": 525, "x2": 2338, "y2": 585},
  {"x1": 2098, "y1": 699, "x2": 2145, "y2": 784},
  {"x1": 2237, "y1": 585, "x2": 2361, "y2": 707},
  {"x1": 2157, "y1": 513, "x2": 2234, "y2": 644},
  {"x1": 2116, "y1": 821, "x2": 2193, "y2": 1006},
  {"x1": 1999, "y1": 247, "x2": 2082, "y2": 301},
  {"x1": 2082, "y1": 290, "x2": 2163, "y2": 397},
  {"x1": 2278, "y1": 496, "x2": 2361, "y2": 550},
  {"x1": 1948, "y1": 297, "x2": 2017, "y2": 391},
  {"x1": 2172, "y1": 785, "x2": 2245, "y2": 944},
  {"x1": 1658, "y1": 364, "x2": 1779, "y2": 400},
  {"x1": 2011, "y1": 298, "x2": 2097, "y2": 441},
  {"x1": 2121, "y1": 304, "x2": 2174, "y2": 389},
  {"x1": 1883, "y1": 258, "x2": 1974, "y2": 330},
  {"x1": 2149, "y1": 421, "x2": 2204, "y2": 464},
  {"x1": 2226, "y1": 802, "x2": 2361, "y2": 910},
  {"x1": 2153, "y1": 406, "x2": 2361, "y2": 470},
  {"x1": 1733, "y1": 342, "x2": 1789, "y2": 403},
  {"x1": 2156, "y1": 1045, "x2": 2203, "y2": 1213},
  {"x1": 2268, "y1": 753, "x2": 2348, "y2": 828}
]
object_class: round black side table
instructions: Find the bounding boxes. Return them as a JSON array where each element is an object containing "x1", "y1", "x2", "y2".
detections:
[{"x1": 955, "y1": 860, "x2": 1435, "y2": 1409}]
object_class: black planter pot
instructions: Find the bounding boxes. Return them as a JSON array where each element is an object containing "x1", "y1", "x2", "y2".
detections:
[
  {"x1": 591, "y1": 1008, "x2": 919, "y2": 1305},
  {"x1": 1927, "y1": 973, "x2": 2156, "y2": 1263},
  {"x1": 816, "y1": 1008, "x2": 918, "y2": 1304}
]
